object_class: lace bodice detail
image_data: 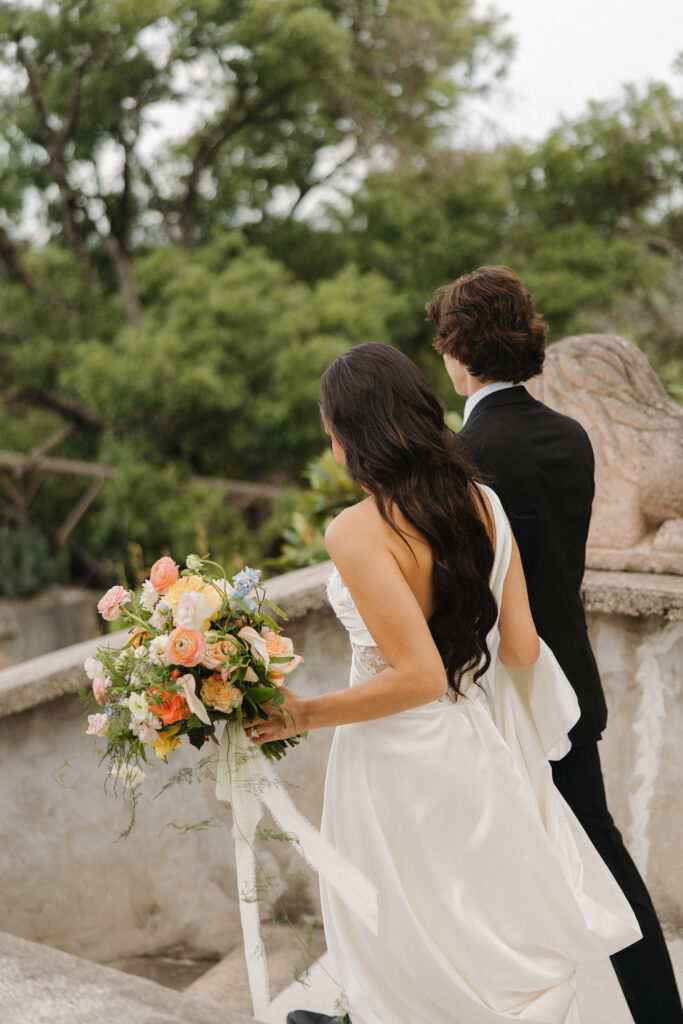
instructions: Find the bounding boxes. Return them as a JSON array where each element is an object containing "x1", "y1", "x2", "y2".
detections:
[{"x1": 326, "y1": 568, "x2": 388, "y2": 678}]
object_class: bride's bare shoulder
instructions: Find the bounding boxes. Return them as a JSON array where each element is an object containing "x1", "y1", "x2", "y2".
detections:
[{"x1": 324, "y1": 499, "x2": 385, "y2": 557}]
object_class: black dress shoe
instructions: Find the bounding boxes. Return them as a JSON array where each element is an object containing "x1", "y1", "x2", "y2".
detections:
[{"x1": 286, "y1": 1012, "x2": 351, "y2": 1024}]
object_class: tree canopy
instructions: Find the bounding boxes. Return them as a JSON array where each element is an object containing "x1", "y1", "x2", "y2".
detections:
[{"x1": 0, "y1": 3, "x2": 680, "y2": 592}]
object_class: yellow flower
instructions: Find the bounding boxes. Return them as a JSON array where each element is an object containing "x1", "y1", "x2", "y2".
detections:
[
  {"x1": 163, "y1": 574, "x2": 204, "y2": 613},
  {"x1": 152, "y1": 723, "x2": 182, "y2": 760},
  {"x1": 164, "y1": 574, "x2": 224, "y2": 629}
]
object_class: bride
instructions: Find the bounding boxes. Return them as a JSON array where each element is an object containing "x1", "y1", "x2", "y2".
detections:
[{"x1": 247, "y1": 343, "x2": 641, "y2": 1023}]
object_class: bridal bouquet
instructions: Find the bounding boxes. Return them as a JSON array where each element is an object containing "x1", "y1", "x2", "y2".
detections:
[{"x1": 83, "y1": 555, "x2": 304, "y2": 775}]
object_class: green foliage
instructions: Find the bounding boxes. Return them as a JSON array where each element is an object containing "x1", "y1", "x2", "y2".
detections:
[
  {"x1": 0, "y1": 2, "x2": 680, "y2": 589},
  {"x1": 267, "y1": 449, "x2": 363, "y2": 571},
  {"x1": 332, "y1": 79, "x2": 683, "y2": 397},
  {"x1": 0, "y1": 524, "x2": 65, "y2": 598},
  {"x1": 58, "y1": 236, "x2": 400, "y2": 482}
]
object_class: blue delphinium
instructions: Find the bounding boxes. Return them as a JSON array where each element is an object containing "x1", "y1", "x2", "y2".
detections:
[{"x1": 232, "y1": 567, "x2": 262, "y2": 603}]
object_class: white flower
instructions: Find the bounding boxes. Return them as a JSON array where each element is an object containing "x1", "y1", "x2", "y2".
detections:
[
  {"x1": 176, "y1": 591, "x2": 213, "y2": 630},
  {"x1": 179, "y1": 674, "x2": 211, "y2": 725},
  {"x1": 212, "y1": 578, "x2": 234, "y2": 599},
  {"x1": 84, "y1": 656, "x2": 105, "y2": 680},
  {"x1": 148, "y1": 635, "x2": 169, "y2": 665},
  {"x1": 150, "y1": 606, "x2": 168, "y2": 630},
  {"x1": 238, "y1": 625, "x2": 270, "y2": 670},
  {"x1": 131, "y1": 718, "x2": 160, "y2": 744},
  {"x1": 127, "y1": 692, "x2": 150, "y2": 721},
  {"x1": 133, "y1": 645, "x2": 147, "y2": 660},
  {"x1": 109, "y1": 764, "x2": 146, "y2": 786},
  {"x1": 140, "y1": 579, "x2": 159, "y2": 612},
  {"x1": 186, "y1": 554, "x2": 203, "y2": 570}
]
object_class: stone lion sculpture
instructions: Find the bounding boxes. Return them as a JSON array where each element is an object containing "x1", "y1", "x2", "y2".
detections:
[{"x1": 527, "y1": 334, "x2": 683, "y2": 575}]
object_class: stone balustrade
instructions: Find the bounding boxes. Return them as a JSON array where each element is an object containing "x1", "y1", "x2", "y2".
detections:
[{"x1": 0, "y1": 563, "x2": 681, "y2": 984}]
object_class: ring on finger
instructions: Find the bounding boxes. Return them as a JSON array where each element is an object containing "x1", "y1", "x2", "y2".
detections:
[{"x1": 249, "y1": 728, "x2": 259, "y2": 739}]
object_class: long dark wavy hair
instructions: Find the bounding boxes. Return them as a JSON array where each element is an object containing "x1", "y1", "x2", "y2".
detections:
[{"x1": 319, "y1": 343, "x2": 498, "y2": 694}]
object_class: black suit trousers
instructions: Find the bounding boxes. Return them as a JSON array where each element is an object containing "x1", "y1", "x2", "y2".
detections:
[{"x1": 551, "y1": 742, "x2": 683, "y2": 1023}]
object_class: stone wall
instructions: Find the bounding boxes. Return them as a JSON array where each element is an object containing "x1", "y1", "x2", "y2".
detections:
[
  {"x1": 0, "y1": 587, "x2": 101, "y2": 670},
  {"x1": 0, "y1": 563, "x2": 681, "y2": 968},
  {"x1": 0, "y1": 565, "x2": 340, "y2": 963},
  {"x1": 583, "y1": 570, "x2": 683, "y2": 930}
]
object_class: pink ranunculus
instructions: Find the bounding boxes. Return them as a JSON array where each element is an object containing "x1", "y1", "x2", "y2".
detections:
[
  {"x1": 166, "y1": 627, "x2": 207, "y2": 667},
  {"x1": 150, "y1": 556, "x2": 179, "y2": 595},
  {"x1": 92, "y1": 677, "x2": 111, "y2": 705},
  {"x1": 97, "y1": 585, "x2": 132, "y2": 621},
  {"x1": 86, "y1": 713, "x2": 110, "y2": 737}
]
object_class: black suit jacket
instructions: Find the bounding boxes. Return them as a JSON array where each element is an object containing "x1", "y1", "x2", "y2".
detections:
[{"x1": 459, "y1": 386, "x2": 606, "y2": 746}]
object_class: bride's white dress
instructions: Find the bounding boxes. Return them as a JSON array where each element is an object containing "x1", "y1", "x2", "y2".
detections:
[{"x1": 321, "y1": 485, "x2": 640, "y2": 1024}]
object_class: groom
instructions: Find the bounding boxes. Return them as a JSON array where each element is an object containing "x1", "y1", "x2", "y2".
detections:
[{"x1": 426, "y1": 265, "x2": 682, "y2": 1024}]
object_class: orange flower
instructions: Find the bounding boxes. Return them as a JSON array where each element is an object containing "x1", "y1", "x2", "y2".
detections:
[
  {"x1": 129, "y1": 627, "x2": 150, "y2": 648},
  {"x1": 150, "y1": 556, "x2": 179, "y2": 594},
  {"x1": 148, "y1": 685, "x2": 191, "y2": 726},
  {"x1": 166, "y1": 627, "x2": 207, "y2": 667},
  {"x1": 264, "y1": 631, "x2": 303, "y2": 684}
]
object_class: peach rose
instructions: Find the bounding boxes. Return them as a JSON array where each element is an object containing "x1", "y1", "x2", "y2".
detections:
[
  {"x1": 147, "y1": 685, "x2": 191, "y2": 726},
  {"x1": 202, "y1": 637, "x2": 239, "y2": 673},
  {"x1": 166, "y1": 627, "x2": 207, "y2": 667},
  {"x1": 264, "y1": 631, "x2": 303, "y2": 684},
  {"x1": 129, "y1": 627, "x2": 150, "y2": 649},
  {"x1": 92, "y1": 677, "x2": 111, "y2": 705},
  {"x1": 150, "y1": 556, "x2": 179, "y2": 594},
  {"x1": 86, "y1": 712, "x2": 110, "y2": 736},
  {"x1": 97, "y1": 585, "x2": 131, "y2": 621},
  {"x1": 200, "y1": 673, "x2": 243, "y2": 714}
]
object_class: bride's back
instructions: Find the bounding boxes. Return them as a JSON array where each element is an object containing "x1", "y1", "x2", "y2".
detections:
[{"x1": 343, "y1": 484, "x2": 496, "y2": 626}]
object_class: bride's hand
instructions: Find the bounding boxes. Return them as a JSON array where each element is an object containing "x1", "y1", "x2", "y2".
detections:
[{"x1": 243, "y1": 686, "x2": 308, "y2": 744}]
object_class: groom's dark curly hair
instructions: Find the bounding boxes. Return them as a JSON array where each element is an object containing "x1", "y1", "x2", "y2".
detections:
[{"x1": 426, "y1": 265, "x2": 547, "y2": 383}]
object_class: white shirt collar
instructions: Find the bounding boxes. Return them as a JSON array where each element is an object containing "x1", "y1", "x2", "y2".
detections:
[{"x1": 462, "y1": 381, "x2": 518, "y2": 425}]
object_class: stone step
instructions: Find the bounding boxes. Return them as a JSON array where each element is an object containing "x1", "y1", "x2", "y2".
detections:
[
  {"x1": 185, "y1": 922, "x2": 326, "y2": 1019},
  {"x1": 0, "y1": 930, "x2": 256, "y2": 1024}
]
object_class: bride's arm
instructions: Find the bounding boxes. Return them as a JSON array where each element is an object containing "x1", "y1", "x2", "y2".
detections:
[{"x1": 249, "y1": 504, "x2": 448, "y2": 743}]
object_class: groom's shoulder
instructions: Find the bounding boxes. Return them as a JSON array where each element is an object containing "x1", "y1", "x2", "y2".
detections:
[{"x1": 463, "y1": 390, "x2": 591, "y2": 451}]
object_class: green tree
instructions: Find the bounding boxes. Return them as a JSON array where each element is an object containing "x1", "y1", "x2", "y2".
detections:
[
  {"x1": 0, "y1": 0, "x2": 511, "y2": 585},
  {"x1": 332, "y1": 78, "x2": 683, "y2": 396},
  {"x1": 0, "y1": 0, "x2": 511, "y2": 317}
]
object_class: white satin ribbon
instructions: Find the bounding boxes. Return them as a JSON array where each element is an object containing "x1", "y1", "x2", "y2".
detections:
[{"x1": 216, "y1": 722, "x2": 378, "y2": 1021}]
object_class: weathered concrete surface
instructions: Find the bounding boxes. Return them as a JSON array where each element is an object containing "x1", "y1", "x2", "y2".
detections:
[
  {"x1": 582, "y1": 569, "x2": 683, "y2": 620},
  {"x1": 0, "y1": 586, "x2": 103, "y2": 670},
  {"x1": 0, "y1": 930, "x2": 258, "y2": 1024},
  {"x1": 0, "y1": 629, "x2": 127, "y2": 717},
  {"x1": 588, "y1": 611, "x2": 683, "y2": 929},
  {"x1": 184, "y1": 922, "x2": 326, "y2": 1016}
]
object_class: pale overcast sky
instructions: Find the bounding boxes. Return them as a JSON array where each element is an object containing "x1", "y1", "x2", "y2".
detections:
[{"x1": 467, "y1": 0, "x2": 683, "y2": 141}]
